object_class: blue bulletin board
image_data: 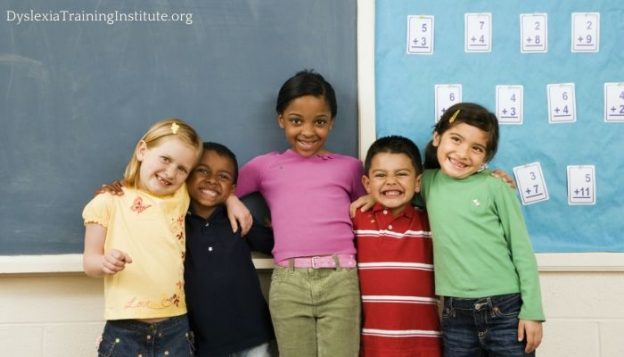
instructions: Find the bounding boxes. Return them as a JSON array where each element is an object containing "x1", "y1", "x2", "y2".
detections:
[{"x1": 375, "y1": 1, "x2": 624, "y2": 252}]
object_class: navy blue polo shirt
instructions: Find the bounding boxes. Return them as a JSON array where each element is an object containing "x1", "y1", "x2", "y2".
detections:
[{"x1": 184, "y1": 205, "x2": 274, "y2": 356}]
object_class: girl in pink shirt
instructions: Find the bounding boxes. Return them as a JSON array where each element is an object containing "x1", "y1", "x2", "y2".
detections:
[{"x1": 234, "y1": 70, "x2": 365, "y2": 357}]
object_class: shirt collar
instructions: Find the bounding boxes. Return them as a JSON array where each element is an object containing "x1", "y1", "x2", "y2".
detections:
[
  {"x1": 284, "y1": 149, "x2": 336, "y2": 160},
  {"x1": 187, "y1": 204, "x2": 226, "y2": 221},
  {"x1": 371, "y1": 202, "x2": 416, "y2": 220}
]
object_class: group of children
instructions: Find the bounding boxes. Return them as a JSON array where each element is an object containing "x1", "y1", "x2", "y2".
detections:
[{"x1": 82, "y1": 70, "x2": 544, "y2": 356}]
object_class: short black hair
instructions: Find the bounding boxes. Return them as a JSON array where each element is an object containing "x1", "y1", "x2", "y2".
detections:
[
  {"x1": 275, "y1": 70, "x2": 337, "y2": 118},
  {"x1": 202, "y1": 142, "x2": 239, "y2": 183},
  {"x1": 364, "y1": 135, "x2": 423, "y2": 175}
]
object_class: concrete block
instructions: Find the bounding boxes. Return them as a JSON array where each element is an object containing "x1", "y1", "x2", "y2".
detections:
[
  {"x1": 43, "y1": 323, "x2": 104, "y2": 357},
  {"x1": 540, "y1": 272, "x2": 624, "y2": 318},
  {"x1": 599, "y1": 321, "x2": 624, "y2": 357},
  {"x1": 0, "y1": 325, "x2": 43, "y2": 356},
  {"x1": 538, "y1": 319, "x2": 599, "y2": 357}
]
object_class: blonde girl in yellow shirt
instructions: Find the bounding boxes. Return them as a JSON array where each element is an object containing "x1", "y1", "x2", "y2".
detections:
[{"x1": 82, "y1": 118, "x2": 202, "y2": 356}]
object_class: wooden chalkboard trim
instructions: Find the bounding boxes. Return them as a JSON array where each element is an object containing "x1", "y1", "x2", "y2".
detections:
[
  {"x1": 1, "y1": 253, "x2": 624, "y2": 274},
  {"x1": 0, "y1": 253, "x2": 276, "y2": 274}
]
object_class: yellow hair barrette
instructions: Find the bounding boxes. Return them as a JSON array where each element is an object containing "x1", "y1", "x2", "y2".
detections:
[
  {"x1": 449, "y1": 109, "x2": 460, "y2": 124},
  {"x1": 171, "y1": 122, "x2": 180, "y2": 134}
]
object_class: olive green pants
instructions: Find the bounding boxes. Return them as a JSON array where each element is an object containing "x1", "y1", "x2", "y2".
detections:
[{"x1": 269, "y1": 266, "x2": 361, "y2": 357}]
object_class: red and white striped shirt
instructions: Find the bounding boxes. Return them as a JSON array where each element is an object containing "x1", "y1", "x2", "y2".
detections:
[{"x1": 354, "y1": 203, "x2": 442, "y2": 357}]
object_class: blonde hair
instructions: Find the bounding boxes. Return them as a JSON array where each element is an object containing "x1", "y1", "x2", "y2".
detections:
[{"x1": 123, "y1": 118, "x2": 202, "y2": 187}]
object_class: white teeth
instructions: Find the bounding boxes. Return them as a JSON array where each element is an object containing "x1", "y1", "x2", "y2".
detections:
[
  {"x1": 383, "y1": 190, "x2": 402, "y2": 197},
  {"x1": 200, "y1": 189, "x2": 218, "y2": 197}
]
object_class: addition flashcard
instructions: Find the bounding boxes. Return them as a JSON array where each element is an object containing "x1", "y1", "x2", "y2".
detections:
[
  {"x1": 547, "y1": 83, "x2": 576, "y2": 123},
  {"x1": 604, "y1": 82, "x2": 624, "y2": 123},
  {"x1": 567, "y1": 165, "x2": 596, "y2": 205},
  {"x1": 520, "y1": 13, "x2": 548, "y2": 53},
  {"x1": 572, "y1": 12, "x2": 600, "y2": 53},
  {"x1": 407, "y1": 15, "x2": 434, "y2": 54},
  {"x1": 513, "y1": 162, "x2": 550, "y2": 205},
  {"x1": 434, "y1": 84, "x2": 462, "y2": 122},
  {"x1": 465, "y1": 13, "x2": 492, "y2": 52},
  {"x1": 496, "y1": 85, "x2": 524, "y2": 124}
]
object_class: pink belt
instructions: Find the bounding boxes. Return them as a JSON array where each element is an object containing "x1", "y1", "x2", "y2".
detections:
[{"x1": 276, "y1": 254, "x2": 357, "y2": 269}]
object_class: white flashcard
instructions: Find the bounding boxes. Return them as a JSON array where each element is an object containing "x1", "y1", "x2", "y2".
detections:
[
  {"x1": 434, "y1": 84, "x2": 462, "y2": 122},
  {"x1": 604, "y1": 82, "x2": 624, "y2": 122},
  {"x1": 407, "y1": 15, "x2": 434, "y2": 54},
  {"x1": 567, "y1": 165, "x2": 596, "y2": 205},
  {"x1": 496, "y1": 85, "x2": 524, "y2": 124},
  {"x1": 520, "y1": 13, "x2": 548, "y2": 53},
  {"x1": 465, "y1": 13, "x2": 492, "y2": 52},
  {"x1": 513, "y1": 162, "x2": 549, "y2": 205},
  {"x1": 572, "y1": 12, "x2": 600, "y2": 53},
  {"x1": 547, "y1": 83, "x2": 576, "y2": 123}
]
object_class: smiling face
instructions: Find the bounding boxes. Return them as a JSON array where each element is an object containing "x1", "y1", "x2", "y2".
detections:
[
  {"x1": 362, "y1": 152, "x2": 421, "y2": 216},
  {"x1": 136, "y1": 137, "x2": 198, "y2": 196},
  {"x1": 432, "y1": 122, "x2": 490, "y2": 179},
  {"x1": 278, "y1": 95, "x2": 334, "y2": 157},
  {"x1": 187, "y1": 150, "x2": 236, "y2": 219}
]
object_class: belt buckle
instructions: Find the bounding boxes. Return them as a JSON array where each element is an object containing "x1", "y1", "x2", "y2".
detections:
[{"x1": 311, "y1": 256, "x2": 320, "y2": 269}]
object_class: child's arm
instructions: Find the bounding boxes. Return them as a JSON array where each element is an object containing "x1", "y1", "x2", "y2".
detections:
[
  {"x1": 349, "y1": 194, "x2": 375, "y2": 218},
  {"x1": 83, "y1": 223, "x2": 132, "y2": 277},
  {"x1": 225, "y1": 194, "x2": 253, "y2": 235},
  {"x1": 243, "y1": 219, "x2": 274, "y2": 255},
  {"x1": 518, "y1": 319, "x2": 543, "y2": 353}
]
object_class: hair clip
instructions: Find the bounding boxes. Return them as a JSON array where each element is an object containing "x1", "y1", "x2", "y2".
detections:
[
  {"x1": 171, "y1": 122, "x2": 180, "y2": 134},
  {"x1": 449, "y1": 110, "x2": 460, "y2": 124}
]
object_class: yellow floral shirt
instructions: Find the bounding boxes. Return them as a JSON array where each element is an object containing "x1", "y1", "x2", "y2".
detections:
[{"x1": 82, "y1": 185, "x2": 189, "y2": 320}]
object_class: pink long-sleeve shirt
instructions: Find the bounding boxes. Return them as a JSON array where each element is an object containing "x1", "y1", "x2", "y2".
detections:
[{"x1": 236, "y1": 149, "x2": 365, "y2": 263}]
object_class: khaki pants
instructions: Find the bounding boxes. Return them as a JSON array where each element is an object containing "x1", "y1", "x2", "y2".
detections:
[{"x1": 269, "y1": 266, "x2": 361, "y2": 357}]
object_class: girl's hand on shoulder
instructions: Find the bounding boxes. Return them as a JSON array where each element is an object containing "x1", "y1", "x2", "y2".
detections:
[
  {"x1": 95, "y1": 180, "x2": 124, "y2": 196},
  {"x1": 517, "y1": 319, "x2": 543, "y2": 353},
  {"x1": 491, "y1": 169, "x2": 516, "y2": 189},
  {"x1": 101, "y1": 249, "x2": 132, "y2": 275},
  {"x1": 225, "y1": 195, "x2": 252, "y2": 236},
  {"x1": 349, "y1": 194, "x2": 376, "y2": 218}
]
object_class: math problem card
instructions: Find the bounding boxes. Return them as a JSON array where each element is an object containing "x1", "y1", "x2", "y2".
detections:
[
  {"x1": 513, "y1": 162, "x2": 549, "y2": 205},
  {"x1": 407, "y1": 15, "x2": 434, "y2": 54},
  {"x1": 567, "y1": 165, "x2": 596, "y2": 205},
  {"x1": 547, "y1": 83, "x2": 576, "y2": 123},
  {"x1": 572, "y1": 12, "x2": 600, "y2": 53},
  {"x1": 496, "y1": 85, "x2": 524, "y2": 124},
  {"x1": 604, "y1": 82, "x2": 624, "y2": 123},
  {"x1": 520, "y1": 13, "x2": 547, "y2": 53},
  {"x1": 465, "y1": 13, "x2": 492, "y2": 52},
  {"x1": 434, "y1": 84, "x2": 462, "y2": 122}
]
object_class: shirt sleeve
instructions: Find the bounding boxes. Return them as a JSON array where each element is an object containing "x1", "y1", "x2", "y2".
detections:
[
  {"x1": 493, "y1": 180, "x2": 545, "y2": 321},
  {"x1": 82, "y1": 193, "x2": 113, "y2": 228},
  {"x1": 349, "y1": 158, "x2": 366, "y2": 201},
  {"x1": 235, "y1": 155, "x2": 264, "y2": 198},
  {"x1": 244, "y1": 218, "x2": 274, "y2": 255}
]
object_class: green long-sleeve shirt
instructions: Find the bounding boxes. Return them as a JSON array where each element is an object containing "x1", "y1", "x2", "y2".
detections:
[{"x1": 422, "y1": 169, "x2": 545, "y2": 321}]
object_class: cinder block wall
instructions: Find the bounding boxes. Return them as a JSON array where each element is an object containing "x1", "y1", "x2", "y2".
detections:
[{"x1": 1, "y1": 256, "x2": 624, "y2": 356}]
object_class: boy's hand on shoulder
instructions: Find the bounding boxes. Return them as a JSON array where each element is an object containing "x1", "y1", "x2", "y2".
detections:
[
  {"x1": 517, "y1": 319, "x2": 543, "y2": 353},
  {"x1": 101, "y1": 249, "x2": 132, "y2": 275},
  {"x1": 225, "y1": 195, "x2": 252, "y2": 236},
  {"x1": 95, "y1": 180, "x2": 124, "y2": 196},
  {"x1": 350, "y1": 194, "x2": 376, "y2": 218},
  {"x1": 491, "y1": 169, "x2": 516, "y2": 189}
]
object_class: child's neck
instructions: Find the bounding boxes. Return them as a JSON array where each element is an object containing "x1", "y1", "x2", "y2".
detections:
[{"x1": 189, "y1": 202, "x2": 219, "y2": 220}]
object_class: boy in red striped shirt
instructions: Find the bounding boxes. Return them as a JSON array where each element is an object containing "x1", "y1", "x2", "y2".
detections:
[{"x1": 354, "y1": 135, "x2": 442, "y2": 357}]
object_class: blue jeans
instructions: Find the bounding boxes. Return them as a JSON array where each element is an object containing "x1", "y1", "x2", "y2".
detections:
[
  {"x1": 442, "y1": 293, "x2": 534, "y2": 357},
  {"x1": 97, "y1": 314, "x2": 194, "y2": 356}
]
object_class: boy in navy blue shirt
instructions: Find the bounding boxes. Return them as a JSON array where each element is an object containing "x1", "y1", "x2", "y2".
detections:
[{"x1": 184, "y1": 142, "x2": 275, "y2": 356}]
